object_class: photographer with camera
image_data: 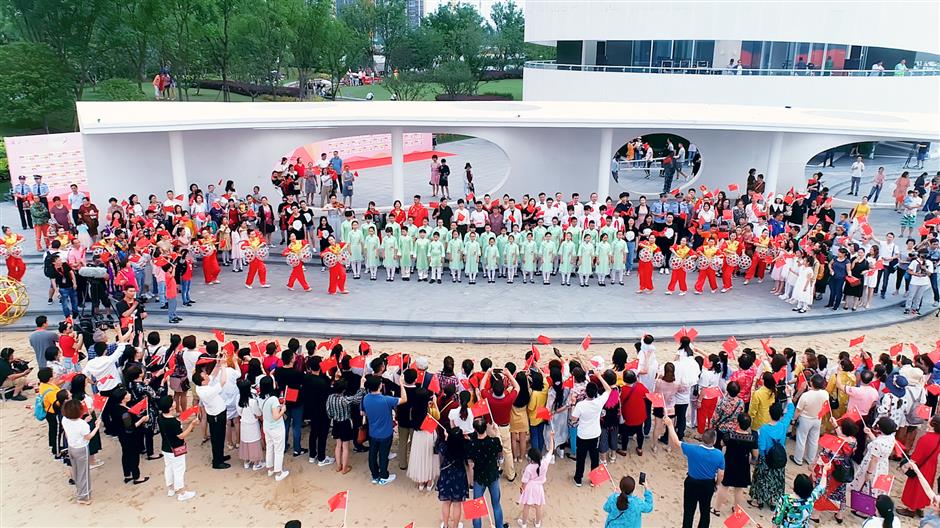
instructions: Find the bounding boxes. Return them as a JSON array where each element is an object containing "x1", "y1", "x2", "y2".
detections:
[{"x1": 904, "y1": 249, "x2": 934, "y2": 315}]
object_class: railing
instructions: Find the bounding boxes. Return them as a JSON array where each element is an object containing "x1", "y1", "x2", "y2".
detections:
[{"x1": 524, "y1": 60, "x2": 940, "y2": 77}]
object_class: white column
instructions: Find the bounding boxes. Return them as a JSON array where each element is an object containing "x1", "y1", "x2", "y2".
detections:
[
  {"x1": 391, "y1": 127, "x2": 404, "y2": 204},
  {"x1": 764, "y1": 131, "x2": 784, "y2": 196},
  {"x1": 168, "y1": 131, "x2": 188, "y2": 197},
  {"x1": 597, "y1": 128, "x2": 613, "y2": 199}
]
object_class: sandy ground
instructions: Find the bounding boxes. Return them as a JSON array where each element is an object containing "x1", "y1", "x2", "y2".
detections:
[{"x1": 0, "y1": 317, "x2": 936, "y2": 528}]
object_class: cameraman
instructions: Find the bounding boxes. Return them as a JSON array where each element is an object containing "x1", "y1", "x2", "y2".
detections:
[
  {"x1": 80, "y1": 254, "x2": 112, "y2": 317},
  {"x1": 905, "y1": 249, "x2": 934, "y2": 315},
  {"x1": 115, "y1": 286, "x2": 147, "y2": 347}
]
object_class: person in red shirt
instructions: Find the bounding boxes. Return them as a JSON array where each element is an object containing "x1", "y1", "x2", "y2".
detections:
[
  {"x1": 407, "y1": 195, "x2": 428, "y2": 227},
  {"x1": 618, "y1": 371, "x2": 649, "y2": 456},
  {"x1": 58, "y1": 320, "x2": 79, "y2": 372},
  {"x1": 481, "y1": 367, "x2": 519, "y2": 481},
  {"x1": 178, "y1": 250, "x2": 194, "y2": 306}
]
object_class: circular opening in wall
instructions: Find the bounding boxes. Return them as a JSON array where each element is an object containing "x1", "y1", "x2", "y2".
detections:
[
  {"x1": 610, "y1": 133, "x2": 701, "y2": 197},
  {"x1": 805, "y1": 140, "x2": 935, "y2": 206},
  {"x1": 282, "y1": 132, "x2": 509, "y2": 208}
]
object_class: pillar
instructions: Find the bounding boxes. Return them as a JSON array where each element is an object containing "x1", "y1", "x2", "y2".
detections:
[
  {"x1": 168, "y1": 131, "x2": 188, "y2": 197},
  {"x1": 764, "y1": 131, "x2": 784, "y2": 196},
  {"x1": 597, "y1": 128, "x2": 613, "y2": 200},
  {"x1": 391, "y1": 127, "x2": 404, "y2": 204}
]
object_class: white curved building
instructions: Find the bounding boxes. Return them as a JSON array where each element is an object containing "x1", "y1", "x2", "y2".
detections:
[{"x1": 523, "y1": 0, "x2": 940, "y2": 113}]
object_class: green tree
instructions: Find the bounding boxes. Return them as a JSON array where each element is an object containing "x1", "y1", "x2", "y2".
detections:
[
  {"x1": 318, "y1": 18, "x2": 367, "y2": 99},
  {"x1": 98, "y1": 0, "x2": 164, "y2": 90},
  {"x1": 231, "y1": 0, "x2": 293, "y2": 93},
  {"x1": 288, "y1": 0, "x2": 329, "y2": 101},
  {"x1": 339, "y1": 0, "x2": 375, "y2": 70},
  {"x1": 97, "y1": 78, "x2": 146, "y2": 100},
  {"x1": 490, "y1": 1, "x2": 523, "y2": 70},
  {"x1": 383, "y1": 71, "x2": 427, "y2": 100},
  {"x1": 423, "y1": 4, "x2": 490, "y2": 93},
  {"x1": 158, "y1": 0, "x2": 210, "y2": 100},
  {"x1": 0, "y1": 42, "x2": 75, "y2": 132},
  {"x1": 203, "y1": 0, "x2": 239, "y2": 101},
  {"x1": 429, "y1": 60, "x2": 475, "y2": 98}
]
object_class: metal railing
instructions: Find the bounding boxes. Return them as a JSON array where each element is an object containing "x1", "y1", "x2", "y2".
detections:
[{"x1": 524, "y1": 60, "x2": 940, "y2": 77}]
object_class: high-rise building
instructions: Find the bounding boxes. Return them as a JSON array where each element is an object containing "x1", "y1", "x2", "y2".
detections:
[{"x1": 406, "y1": 0, "x2": 424, "y2": 26}]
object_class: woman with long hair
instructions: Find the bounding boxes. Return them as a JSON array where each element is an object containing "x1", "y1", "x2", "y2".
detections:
[
  {"x1": 69, "y1": 374, "x2": 104, "y2": 469},
  {"x1": 435, "y1": 427, "x2": 469, "y2": 528},
  {"x1": 650, "y1": 362, "x2": 678, "y2": 454},
  {"x1": 236, "y1": 378, "x2": 264, "y2": 470},
  {"x1": 61, "y1": 400, "x2": 103, "y2": 505},
  {"x1": 259, "y1": 375, "x2": 290, "y2": 481},
  {"x1": 510, "y1": 370, "x2": 531, "y2": 462},
  {"x1": 602, "y1": 475, "x2": 654, "y2": 527}
]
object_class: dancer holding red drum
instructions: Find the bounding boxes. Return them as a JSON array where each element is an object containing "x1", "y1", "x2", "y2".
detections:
[
  {"x1": 718, "y1": 232, "x2": 742, "y2": 293},
  {"x1": 666, "y1": 238, "x2": 693, "y2": 295},
  {"x1": 2, "y1": 227, "x2": 26, "y2": 281},
  {"x1": 323, "y1": 236, "x2": 350, "y2": 295},
  {"x1": 694, "y1": 238, "x2": 721, "y2": 294},
  {"x1": 198, "y1": 229, "x2": 221, "y2": 285},
  {"x1": 744, "y1": 228, "x2": 772, "y2": 285},
  {"x1": 636, "y1": 235, "x2": 659, "y2": 294},
  {"x1": 242, "y1": 230, "x2": 270, "y2": 289},
  {"x1": 282, "y1": 234, "x2": 312, "y2": 292}
]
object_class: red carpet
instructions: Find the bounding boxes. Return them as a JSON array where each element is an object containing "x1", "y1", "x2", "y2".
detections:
[{"x1": 344, "y1": 150, "x2": 455, "y2": 171}]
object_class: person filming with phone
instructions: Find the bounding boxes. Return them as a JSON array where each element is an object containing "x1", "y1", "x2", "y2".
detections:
[{"x1": 603, "y1": 473, "x2": 654, "y2": 527}]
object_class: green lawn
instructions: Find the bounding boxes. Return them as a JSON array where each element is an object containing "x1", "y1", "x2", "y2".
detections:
[{"x1": 338, "y1": 78, "x2": 522, "y2": 101}]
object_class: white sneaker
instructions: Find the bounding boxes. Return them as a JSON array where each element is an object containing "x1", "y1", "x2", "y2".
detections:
[
  {"x1": 167, "y1": 489, "x2": 176, "y2": 497},
  {"x1": 267, "y1": 469, "x2": 275, "y2": 477},
  {"x1": 252, "y1": 463, "x2": 265, "y2": 471},
  {"x1": 388, "y1": 452, "x2": 397, "y2": 460},
  {"x1": 378, "y1": 474, "x2": 397, "y2": 485},
  {"x1": 275, "y1": 471, "x2": 290, "y2": 481},
  {"x1": 244, "y1": 461, "x2": 250, "y2": 469},
  {"x1": 177, "y1": 490, "x2": 196, "y2": 502},
  {"x1": 318, "y1": 456, "x2": 335, "y2": 467}
]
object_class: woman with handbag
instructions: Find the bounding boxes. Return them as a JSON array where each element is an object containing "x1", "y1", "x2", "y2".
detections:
[
  {"x1": 810, "y1": 417, "x2": 858, "y2": 524},
  {"x1": 850, "y1": 417, "x2": 899, "y2": 499},
  {"x1": 899, "y1": 415, "x2": 940, "y2": 517},
  {"x1": 157, "y1": 394, "x2": 199, "y2": 502},
  {"x1": 844, "y1": 247, "x2": 869, "y2": 310},
  {"x1": 259, "y1": 375, "x2": 290, "y2": 481},
  {"x1": 61, "y1": 399, "x2": 103, "y2": 505}
]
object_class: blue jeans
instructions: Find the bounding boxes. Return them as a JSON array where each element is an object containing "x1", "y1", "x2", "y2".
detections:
[
  {"x1": 133, "y1": 268, "x2": 145, "y2": 293},
  {"x1": 59, "y1": 287, "x2": 78, "y2": 317},
  {"x1": 181, "y1": 280, "x2": 192, "y2": 304},
  {"x1": 625, "y1": 241, "x2": 636, "y2": 273},
  {"x1": 867, "y1": 185, "x2": 882, "y2": 202},
  {"x1": 167, "y1": 297, "x2": 178, "y2": 321},
  {"x1": 568, "y1": 425, "x2": 578, "y2": 456},
  {"x1": 157, "y1": 282, "x2": 166, "y2": 304},
  {"x1": 827, "y1": 278, "x2": 845, "y2": 307},
  {"x1": 284, "y1": 405, "x2": 304, "y2": 453},
  {"x1": 529, "y1": 422, "x2": 546, "y2": 452},
  {"x1": 472, "y1": 480, "x2": 504, "y2": 528},
  {"x1": 368, "y1": 435, "x2": 393, "y2": 480}
]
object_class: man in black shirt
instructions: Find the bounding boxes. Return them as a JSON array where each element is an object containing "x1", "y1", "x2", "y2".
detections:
[
  {"x1": 302, "y1": 356, "x2": 333, "y2": 466},
  {"x1": 787, "y1": 196, "x2": 807, "y2": 228},
  {"x1": 396, "y1": 369, "x2": 419, "y2": 470},
  {"x1": 433, "y1": 198, "x2": 454, "y2": 229},
  {"x1": 613, "y1": 192, "x2": 633, "y2": 218},
  {"x1": 50, "y1": 254, "x2": 79, "y2": 317},
  {"x1": 114, "y1": 286, "x2": 147, "y2": 346},
  {"x1": 467, "y1": 419, "x2": 508, "y2": 528},
  {"x1": 274, "y1": 350, "x2": 306, "y2": 457}
]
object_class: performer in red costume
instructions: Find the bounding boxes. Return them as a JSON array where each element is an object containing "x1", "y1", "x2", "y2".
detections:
[
  {"x1": 1, "y1": 227, "x2": 26, "y2": 281},
  {"x1": 199, "y1": 229, "x2": 221, "y2": 285},
  {"x1": 744, "y1": 228, "x2": 772, "y2": 285},
  {"x1": 282, "y1": 234, "x2": 312, "y2": 292},
  {"x1": 694, "y1": 238, "x2": 721, "y2": 294},
  {"x1": 635, "y1": 234, "x2": 659, "y2": 294},
  {"x1": 242, "y1": 231, "x2": 270, "y2": 289},
  {"x1": 323, "y1": 236, "x2": 349, "y2": 295},
  {"x1": 666, "y1": 237, "x2": 692, "y2": 295},
  {"x1": 719, "y1": 231, "x2": 742, "y2": 293}
]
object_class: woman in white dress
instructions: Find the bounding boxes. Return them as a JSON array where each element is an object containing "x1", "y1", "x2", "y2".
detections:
[
  {"x1": 851, "y1": 417, "x2": 898, "y2": 494},
  {"x1": 230, "y1": 224, "x2": 246, "y2": 272},
  {"x1": 791, "y1": 255, "x2": 816, "y2": 313},
  {"x1": 862, "y1": 245, "x2": 880, "y2": 309}
]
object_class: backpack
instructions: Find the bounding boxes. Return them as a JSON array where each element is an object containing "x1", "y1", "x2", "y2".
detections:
[
  {"x1": 765, "y1": 438, "x2": 788, "y2": 469},
  {"x1": 904, "y1": 387, "x2": 925, "y2": 426},
  {"x1": 43, "y1": 252, "x2": 56, "y2": 279},
  {"x1": 34, "y1": 388, "x2": 55, "y2": 421},
  {"x1": 832, "y1": 455, "x2": 855, "y2": 483}
]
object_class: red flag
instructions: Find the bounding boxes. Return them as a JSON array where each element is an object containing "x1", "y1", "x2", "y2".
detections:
[
  {"x1": 462, "y1": 497, "x2": 488, "y2": 520},
  {"x1": 58, "y1": 371, "x2": 78, "y2": 384},
  {"x1": 427, "y1": 374, "x2": 441, "y2": 395},
  {"x1": 320, "y1": 356, "x2": 338, "y2": 372},
  {"x1": 535, "y1": 406, "x2": 552, "y2": 421},
  {"x1": 536, "y1": 335, "x2": 552, "y2": 345},
  {"x1": 647, "y1": 393, "x2": 665, "y2": 408},
  {"x1": 530, "y1": 344, "x2": 540, "y2": 362},
  {"x1": 459, "y1": 378, "x2": 471, "y2": 391},
  {"x1": 212, "y1": 329, "x2": 225, "y2": 343},
  {"x1": 722, "y1": 336, "x2": 739, "y2": 355},
  {"x1": 927, "y1": 384, "x2": 940, "y2": 396},
  {"x1": 386, "y1": 353, "x2": 403, "y2": 368},
  {"x1": 589, "y1": 464, "x2": 612, "y2": 486},
  {"x1": 359, "y1": 340, "x2": 371, "y2": 354},
  {"x1": 120, "y1": 316, "x2": 134, "y2": 328},
  {"x1": 796, "y1": 372, "x2": 807, "y2": 393},
  {"x1": 179, "y1": 405, "x2": 199, "y2": 421},
  {"x1": 723, "y1": 506, "x2": 752, "y2": 528},
  {"x1": 772, "y1": 369, "x2": 787, "y2": 384},
  {"x1": 562, "y1": 376, "x2": 574, "y2": 389},
  {"x1": 285, "y1": 387, "x2": 299, "y2": 403},
  {"x1": 625, "y1": 359, "x2": 639, "y2": 370},
  {"x1": 327, "y1": 490, "x2": 347, "y2": 512},
  {"x1": 929, "y1": 349, "x2": 940, "y2": 364},
  {"x1": 420, "y1": 414, "x2": 439, "y2": 434},
  {"x1": 873, "y1": 474, "x2": 894, "y2": 494},
  {"x1": 673, "y1": 327, "x2": 687, "y2": 343},
  {"x1": 818, "y1": 434, "x2": 844, "y2": 453},
  {"x1": 893, "y1": 441, "x2": 905, "y2": 458},
  {"x1": 349, "y1": 355, "x2": 367, "y2": 369},
  {"x1": 909, "y1": 342, "x2": 921, "y2": 356},
  {"x1": 471, "y1": 399, "x2": 490, "y2": 418},
  {"x1": 849, "y1": 335, "x2": 865, "y2": 348},
  {"x1": 96, "y1": 374, "x2": 114, "y2": 386},
  {"x1": 760, "y1": 338, "x2": 773, "y2": 356},
  {"x1": 700, "y1": 386, "x2": 722, "y2": 400},
  {"x1": 404, "y1": 524, "x2": 414, "y2": 528},
  {"x1": 817, "y1": 398, "x2": 831, "y2": 419},
  {"x1": 222, "y1": 341, "x2": 236, "y2": 357},
  {"x1": 728, "y1": 183, "x2": 739, "y2": 192},
  {"x1": 93, "y1": 393, "x2": 107, "y2": 412},
  {"x1": 915, "y1": 404, "x2": 931, "y2": 420},
  {"x1": 581, "y1": 334, "x2": 592, "y2": 351},
  {"x1": 128, "y1": 397, "x2": 149, "y2": 415},
  {"x1": 813, "y1": 497, "x2": 840, "y2": 512},
  {"x1": 889, "y1": 343, "x2": 903, "y2": 356},
  {"x1": 685, "y1": 327, "x2": 698, "y2": 342},
  {"x1": 318, "y1": 336, "x2": 342, "y2": 351},
  {"x1": 248, "y1": 341, "x2": 262, "y2": 358},
  {"x1": 840, "y1": 406, "x2": 863, "y2": 423}
]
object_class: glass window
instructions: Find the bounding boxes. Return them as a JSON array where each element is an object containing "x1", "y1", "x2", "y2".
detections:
[
  {"x1": 809, "y1": 43, "x2": 826, "y2": 71},
  {"x1": 740, "y1": 41, "x2": 763, "y2": 69},
  {"x1": 769, "y1": 41, "x2": 793, "y2": 70},
  {"x1": 556, "y1": 41, "x2": 582, "y2": 65},
  {"x1": 826, "y1": 44, "x2": 848, "y2": 74},
  {"x1": 632, "y1": 40, "x2": 652, "y2": 68},
  {"x1": 673, "y1": 40, "x2": 693, "y2": 66},
  {"x1": 652, "y1": 40, "x2": 672, "y2": 67},
  {"x1": 794, "y1": 42, "x2": 811, "y2": 69},
  {"x1": 693, "y1": 40, "x2": 714, "y2": 68},
  {"x1": 606, "y1": 41, "x2": 632, "y2": 67}
]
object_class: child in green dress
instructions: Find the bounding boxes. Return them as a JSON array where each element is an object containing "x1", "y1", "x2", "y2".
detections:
[
  {"x1": 521, "y1": 231, "x2": 538, "y2": 284},
  {"x1": 483, "y1": 237, "x2": 500, "y2": 283},
  {"x1": 398, "y1": 226, "x2": 414, "y2": 281},
  {"x1": 428, "y1": 232, "x2": 445, "y2": 284},
  {"x1": 347, "y1": 220, "x2": 364, "y2": 279},
  {"x1": 381, "y1": 227, "x2": 398, "y2": 281},
  {"x1": 364, "y1": 226, "x2": 380, "y2": 281},
  {"x1": 558, "y1": 231, "x2": 576, "y2": 286},
  {"x1": 504, "y1": 234, "x2": 519, "y2": 284},
  {"x1": 414, "y1": 229, "x2": 430, "y2": 282},
  {"x1": 447, "y1": 230, "x2": 464, "y2": 283},
  {"x1": 595, "y1": 232, "x2": 612, "y2": 286},
  {"x1": 577, "y1": 233, "x2": 595, "y2": 287},
  {"x1": 539, "y1": 232, "x2": 556, "y2": 285},
  {"x1": 612, "y1": 230, "x2": 628, "y2": 286},
  {"x1": 464, "y1": 231, "x2": 482, "y2": 284}
]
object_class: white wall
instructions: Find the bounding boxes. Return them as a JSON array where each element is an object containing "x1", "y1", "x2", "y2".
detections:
[
  {"x1": 525, "y1": 0, "x2": 940, "y2": 55},
  {"x1": 523, "y1": 67, "x2": 940, "y2": 113}
]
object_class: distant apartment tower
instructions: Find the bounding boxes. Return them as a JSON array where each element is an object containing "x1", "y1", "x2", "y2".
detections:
[{"x1": 406, "y1": 0, "x2": 423, "y2": 26}]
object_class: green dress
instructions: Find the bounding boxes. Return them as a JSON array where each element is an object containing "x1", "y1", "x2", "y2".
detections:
[
  {"x1": 503, "y1": 243, "x2": 519, "y2": 269},
  {"x1": 522, "y1": 240, "x2": 538, "y2": 273},
  {"x1": 399, "y1": 235, "x2": 414, "y2": 268},
  {"x1": 595, "y1": 240, "x2": 612, "y2": 275},
  {"x1": 347, "y1": 229, "x2": 364, "y2": 262},
  {"x1": 612, "y1": 239, "x2": 628, "y2": 271},
  {"x1": 464, "y1": 239, "x2": 482, "y2": 274},
  {"x1": 539, "y1": 241, "x2": 556, "y2": 274},
  {"x1": 480, "y1": 231, "x2": 496, "y2": 247},
  {"x1": 433, "y1": 226, "x2": 450, "y2": 242},
  {"x1": 341, "y1": 219, "x2": 353, "y2": 243},
  {"x1": 381, "y1": 235, "x2": 398, "y2": 268},
  {"x1": 558, "y1": 240, "x2": 576, "y2": 274},
  {"x1": 533, "y1": 226, "x2": 547, "y2": 250},
  {"x1": 386, "y1": 221, "x2": 402, "y2": 241},
  {"x1": 548, "y1": 225, "x2": 563, "y2": 244},
  {"x1": 447, "y1": 238, "x2": 464, "y2": 270},
  {"x1": 414, "y1": 237, "x2": 430, "y2": 271},
  {"x1": 577, "y1": 241, "x2": 595, "y2": 275},
  {"x1": 364, "y1": 234, "x2": 381, "y2": 268},
  {"x1": 428, "y1": 240, "x2": 445, "y2": 268},
  {"x1": 483, "y1": 244, "x2": 500, "y2": 270},
  {"x1": 567, "y1": 226, "x2": 582, "y2": 251},
  {"x1": 496, "y1": 234, "x2": 509, "y2": 264},
  {"x1": 406, "y1": 224, "x2": 418, "y2": 240}
]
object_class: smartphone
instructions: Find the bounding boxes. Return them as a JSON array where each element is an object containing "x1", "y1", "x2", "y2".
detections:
[{"x1": 638, "y1": 472, "x2": 646, "y2": 485}]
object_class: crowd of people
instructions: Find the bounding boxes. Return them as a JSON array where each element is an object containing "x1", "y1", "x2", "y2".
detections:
[{"x1": 4, "y1": 317, "x2": 940, "y2": 527}]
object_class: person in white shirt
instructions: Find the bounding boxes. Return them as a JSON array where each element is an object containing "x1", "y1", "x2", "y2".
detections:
[
  {"x1": 162, "y1": 190, "x2": 183, "y2": 218},
  {"x1": 791, "y1": 374, "x2": 829, "y2": 465},
  {"x1": 469, "y1": 203, "x2": 488, "y2": 234},
  {"x1": 636, "y1": 335, "x2": 659, "y2": 435},
  {"x1": 67, "y1": 184, "x2": 84, "y2": 224},
  {"x1": 502, "y1": 200, "x2": 520, "y2": 230},
  {"x1": 904, "y1": 252, "x2": 933, "y2": 315},
  {"x1": 316, "y1": 153, "x2": 330, "y2": 172},
  {"x1": 274, "y1": 157, "x2": 289, "y2": 174},
  {"x1": 571, "y1": 372, "x2": 611, "y2": 486},
  {"x1": 671, "y1": 340, "x2": 701, "y2": 442},
  {"x1": 61, "y1": 400, "x2": 103, "y2": 504},
  {"x1": 869, "y1": 60, "x2": 885, "y2": 76},
  {"x1": 83, "y1": 343, "x2": 127, "y2": 393},
  {"x1": 875, "y1": 232, "x2": 900, "y2": 299},
  {"x1": 569, "y1": 194, "x2": 585, "y2": 219},
  {"x1": 447, "y1": 391, "x2": 475, "y2": 435},
  {"x1": 193, "y1": 357, "x2": 230, "y2": 469},
  {"x1": 849, "y1": 156, "x2": 865, "y2": 196}
]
